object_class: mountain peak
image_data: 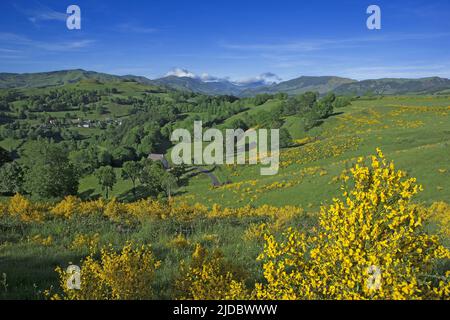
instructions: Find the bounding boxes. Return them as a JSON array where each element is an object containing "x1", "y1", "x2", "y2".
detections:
[{"x1": 1, "y1": 70, "x2": 449, "y2": 96}]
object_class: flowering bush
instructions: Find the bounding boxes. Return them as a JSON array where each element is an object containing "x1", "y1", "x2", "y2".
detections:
[
  {"x1": 28, "y1": 234, "x2": 53, "y2": 246},
  {"x1": 176, "y1": 244, "x2": 248, "y2": 300},
  {"x1": 254, "y1": 149, "x2": 450, "y2": 300},
  {"x1": 52, "y1": 242, "x2": 160, "y2": 300},
  {"x1": 4, "y1": 148, "x2": 449, "y2": 300},
  {"x1": 168, "y1": 233, "x2": 191, "y2": 250},
  {"x1": 69, "y1": 233, "x2": 100, "y2": 252},
  {"x1": 6, "y1": 194, "x2": 46, "y2": 223},
  {"x1": 50, "y1": 195, "x2": 81, "y2": 219}
]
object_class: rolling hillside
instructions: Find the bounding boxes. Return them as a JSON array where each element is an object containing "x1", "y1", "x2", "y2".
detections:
[
  {"x1": 1, "y1": 74, "x2": 449, "y2": 300},
  {"x1": 153, "y1": 75, "x2": 244, "y2": 96},
  {"x1": 1, "y1": 69, "x2": 450, "y2": 96},
  {"x1": 333, "y1": 77, "x2": 450, "y2": 95},
  {"x1": 0, "y1": 70, "x2": 122, "y2": 89},
  {"x1": 240, "y1": 76, "x2": 356, "y2": 96}
]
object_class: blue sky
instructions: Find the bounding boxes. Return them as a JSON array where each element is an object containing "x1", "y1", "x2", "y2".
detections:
[{"x1": 0, "y1": 0, "x2": 449, "y2": 82}]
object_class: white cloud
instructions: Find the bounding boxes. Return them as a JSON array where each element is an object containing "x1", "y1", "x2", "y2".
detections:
[
  {"x1": 199, "y1": 73, "x2": 230, "y2": 82},
  {"x1": 234, "y1": 72, "x2": 282, "y2": 86},
  {"x1": 14, "y1": 3, "x2": 66, "y2": 24},
  {"x1": 164, "y1": 68, "x2": 283, "y2": 85},
  {"x1": 39, "y1": 40, "x2": 95, "y2": 51},
  {"x1": 0, "y1": 48, "x2": 21, "y2": 53},
  {"x1": 220, "y1": 33, "x2": 450, "y2": 54},
  {"x1": 165, "y1": 68, "x2": 228, "y2": 82},
  {"x1": 165, "y1": 68, "x2": 198, "y2": 78},
  {"x1": 0, "y1": 32, "x2": 94, "y2": 52}
]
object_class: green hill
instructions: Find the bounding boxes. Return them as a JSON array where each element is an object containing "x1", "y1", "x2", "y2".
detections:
[
  {"x1": 1, "y1": 76, "x2": 449, "y2": 300},
  {"x1": 240, "y1": 76, "x2": 356, "y2": 96},
  {"x1": 1, "y1": 70, "x2": 450, "y2": 97},
  {"x1": 334, "y1": 77, "x2": 450, "y2": 95},
  {"x1": 0, "y1": 69, "x2": 160, "y2": 89},
  {"x1": 154, "y1": 75, "x2": 243, "y2": 96}
]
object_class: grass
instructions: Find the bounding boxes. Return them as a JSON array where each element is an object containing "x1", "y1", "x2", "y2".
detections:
[
  {"x1": 0, "y1": 213, "x2": 270, "y2": 299},
  {"x1": 78, "y1": 168, "x2": 133, "y2": 200},
  {"x1": 219, "y1": 98, "x2": 282, "y2": 129},
  {"x1": 72, "y1": 94, "x2": 450, "y2": 209},
  {"x1": 1, "y1": 94, "x2": 450, "y2": 299},
  {"x1": 169, "y1": 96, "x2": 450, "y2": 209}
]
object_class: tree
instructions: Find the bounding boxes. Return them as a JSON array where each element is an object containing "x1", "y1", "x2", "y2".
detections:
[
  {"x1": 230, "y1": 119, "x2": 249, "y2": 131},
  {"x1": 302, "y1": 110, "x2": 320, "y2": 131},
  {"x1": 315, "y1": 93, "x2": 335, "y2": 119},
  {"x1": 0, "y1": 146, "x2": 11, "y2": 167},
  {"x1": 297, "y1": 91, "x2": 318, "y2": 114},
  {"x1": 253, "y1": 94, "x2": 272, "y2": 106},
  {"x1": 160, "y1": 171, "x2": 178, "y2": 199},
  {"x1": 22, "y1": 141, "x2": 79, "y2": 200},
  {"x1": 254, "y1": 111, "x2": 283, "y2": 128},
  {"x1": 136, "y1": 136, "x2": 153, "y2": 156},
  {"x1": 121, "y1": 161, "x2": 142, "y2": 198},
  {"x1": 333, "y1": 96, "x2": 352, "y2": 109},
  {"x1": 112, "y1": 146, "x2": 136, "y2": 167},
  {"x1": 0, "y1": 161, "x2": 24, "y2": 194},
  {"x1": 139, "y1": 159, "x2": 165, "y2": 197},
  {"x1": 282, "y1": 97, "x2": 299, "y2": 116},
  {"x1": 97, "y1": 149, "x2": 113, "y2": 167},
  {"x1": 95, "y1": 166, "x2": 116, "y2": 199},
  {"x1": 96, "y1": 105, "x2": 107, "y2": 115},
  {"x1": 69, "y1": 148, "x2": 98, "y2": 175},
  {"x1": 171, "y1": 164, "x2": 188, "y2": 183},
  {"x1": 279, "y1": 128, "x2": 293, "y2": 148},
  {"x1": 80, "y1": 105, "x2": 89, "y2": 113},
  {"x1": 274, "y1": 92, "x2": 288, "y2": 100}
]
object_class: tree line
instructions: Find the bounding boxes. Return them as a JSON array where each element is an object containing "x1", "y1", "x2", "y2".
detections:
[{"x1": 0, "y1": 141, "x2": 182, "y2": 201}]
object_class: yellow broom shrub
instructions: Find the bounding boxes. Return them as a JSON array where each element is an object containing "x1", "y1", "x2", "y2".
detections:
[
  {"x1": 53, "y1": 242, "x2": 160, "y2": 300},
  {"x1": 176, "y1": 244, "x2": 248, "y2": 300},
  {"x1": 7, "y1": 194, "x2": 46, "y2": 222},
  {"x1": 50, "y1": 195, "x2": 81, "y2": 219},
  {"x1": 254, "y1": 149, "x2": 450, "y2": 300}
]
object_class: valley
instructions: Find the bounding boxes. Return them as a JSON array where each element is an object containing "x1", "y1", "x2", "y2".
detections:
[{"x1": 0, "y1": 71, "x2": 449, "y2": 300}]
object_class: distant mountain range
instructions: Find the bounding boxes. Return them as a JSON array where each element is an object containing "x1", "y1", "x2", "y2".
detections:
[
  {"x1": 1, "y1": 69, "x2": 450, "y2": 96},
  {"x1": 153, "y1": 75, "x2": 244, "y2": 96},
  {"x1": 0, "y1": 69, "x2": 154, "y2": 89},
  {"x1": 333, "y1": 77, "x2": 450, "y2": 95},
  {"x1": 239, "y1": 76, "x2": 356, "y2": 96}
]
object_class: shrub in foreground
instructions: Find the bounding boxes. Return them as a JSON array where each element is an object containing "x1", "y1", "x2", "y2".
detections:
[
  {"x1": 254, "y1": 149, "x2": 449, "y2": 299},
  {"x1": 46, "y1": 149, "x2": 449, "y2": 300},
  {"x1": 50, "y1": 242, "x2": 160, "y2": 300}
]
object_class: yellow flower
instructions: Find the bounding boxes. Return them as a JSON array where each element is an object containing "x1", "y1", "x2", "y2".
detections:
[
  {"x1": 254, "y1": 149, "x2": 450, "y2": 300},
  {"x1": 52, "y1": 241, "x2": 160, "y2": 300}
]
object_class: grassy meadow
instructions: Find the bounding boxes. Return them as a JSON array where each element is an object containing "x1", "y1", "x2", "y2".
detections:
[
  {"x1": 0, "y1": 90, "x2": 449, "y2": 299},
  {"x1": 176, "y1": 96, "x2": 450, "y2": 208}
]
